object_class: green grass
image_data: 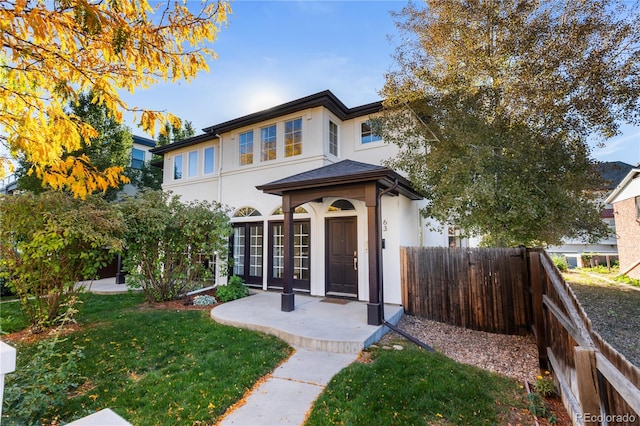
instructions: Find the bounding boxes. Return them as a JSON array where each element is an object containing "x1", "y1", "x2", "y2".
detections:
[
  {"x1": 2, "y1": 293, "x2": 292, "y2": 425},
  {"x1": 0, "y1": 298, "x2": 28, "y2": 334},
  {"x1": 306, "y1": 344, "x2": 526, "y2": 426}
]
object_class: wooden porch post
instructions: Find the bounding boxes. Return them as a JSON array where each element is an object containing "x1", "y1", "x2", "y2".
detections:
[
  {"x1": 281, "y1": 194, "x2": 295, "y2": 312},
  {"x1": 365, "y1": 184, "x2": 382, "y2": 325}
]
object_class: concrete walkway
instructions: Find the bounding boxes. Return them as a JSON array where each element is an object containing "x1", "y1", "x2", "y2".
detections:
[
  {"x1": 73, "y1": 280, "x2": 404, "y2": 425},
  {"x1": 212, "y1": 292, "x2": 403, "y2": 425}
]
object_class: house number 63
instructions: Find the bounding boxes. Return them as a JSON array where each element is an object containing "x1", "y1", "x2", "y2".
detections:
[{"x1": 383, "y1": 220, "x2": 388, "y2": 232}]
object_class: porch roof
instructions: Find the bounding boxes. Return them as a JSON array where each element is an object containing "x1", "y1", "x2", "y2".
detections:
[{"x1": 256, "y1": 159, "x2": 423, "y2": 200}]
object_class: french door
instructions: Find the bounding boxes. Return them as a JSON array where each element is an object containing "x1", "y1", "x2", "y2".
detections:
[
  {"x1": 268, "y1": 220, "x2": 310, "y2": 292},
  {"x1": 231, "y1": 222, "x2": 263, "y2": 286}
]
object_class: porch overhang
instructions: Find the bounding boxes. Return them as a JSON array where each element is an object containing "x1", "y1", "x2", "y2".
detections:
[{"x1": 256, "y1": 160, "x2": 423, "y2": 325}]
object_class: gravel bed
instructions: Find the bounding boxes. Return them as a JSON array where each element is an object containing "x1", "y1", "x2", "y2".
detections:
[{"x1": 379, "y1": 314, "x2": 540, "y2": 384}]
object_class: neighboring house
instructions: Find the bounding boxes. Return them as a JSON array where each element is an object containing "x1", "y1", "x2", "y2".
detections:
[
  {"x1": 547, "y1": 161, "x2": 633, "y2": 268},
  {"x1": 605, "y1": 167, "x2": 640, "y2": 280},
  {"x1": 119, "y1": 135, "x2": 157, "y2": 197},
  {"x1": 0, "y1": 174, "x2": 17, "y2": 195},
  {"x1": 151, "y1": 90, "x2": 461, "y2": 325},
  {"x1": 0, "y1": 135, "x2": 156, "y2": 197}
]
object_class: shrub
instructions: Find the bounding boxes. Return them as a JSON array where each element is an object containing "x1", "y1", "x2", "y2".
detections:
[
  {"x1": 216, "y1": 276, "x2": 249, "y2": 302},
  {"x1": 2, "y1": 302, "x2": 84, "y2": 425},
  {"x1": 615, "y1": 274, "x2": 640, "y2": 287},
  {"x1": 551, "y1": 255, "x2": 568, "y2": 272},
  {"x1": 120, "y1": 190, "x2": 231, "y2": 302},
  {"x1": 0, "y1": 192, "x2": 124, "y2": 329},
  {"x1": 193, "y1": 294, "x2": 217, "y2": 306}
]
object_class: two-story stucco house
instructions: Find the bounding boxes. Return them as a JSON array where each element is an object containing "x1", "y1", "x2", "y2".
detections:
[{"x1": 151, "y1": 90, "x2": 459, "y2": 325}]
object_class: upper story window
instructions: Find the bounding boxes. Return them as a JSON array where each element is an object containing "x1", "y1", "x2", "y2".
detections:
[
  {"x1": 239, "y1": 131, "x2": 254, "y2": 165},
  {"x1": 329, "y1": 121, "x2": 338, "y2": 156},
  {"x1": 173, "y1": 154, "x2": 183, "y2": 180},
  {"x1": 361, "y1": 120, "x2": 382, "y2": 144},
  {"x1": 284, "y1": 118, "x2": 302, "y2": 157},
  {"x1": 131, "y1": 148, "x2": 145, "y2": 169},
  {"x1": 204, "y1": 147, "x2": 215, "y2": 174},
  {"x1": 636, "y1": 196, "x2": 640, "y2": 220},
  {"x1": 188, "y1": 151, "x2": 198, "y2": 178},
  {"x1": 261, "y1": 125, "x2": 277, "y2": 161}
]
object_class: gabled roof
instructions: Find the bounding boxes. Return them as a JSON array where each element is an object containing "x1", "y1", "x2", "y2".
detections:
[
  {"x1": 150, "y1": 90, "x2": 382, "y2": 155},
  {"x1": 256, "y1": 160, "x2": 423, "y2": 200},
  {"x1": 605, "y1": 168, "x2": 640, "y2": 204}
]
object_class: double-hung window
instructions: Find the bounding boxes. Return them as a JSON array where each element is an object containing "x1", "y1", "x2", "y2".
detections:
[
  {"x1": 284, "y1": 118, "x2": 302, "y2": 157},
  {"x1": 239, "y1": 131, "x2": 254, "y2": 165},
  {"x1": 261, "y1": 125, "x2": 277, "y2": 161},
  {"x1": 131, "y1": 148, "x2": 145, "y2": 169},
  {"x1": 361, "y1": 120, "x2": 382, "y2": 144}
]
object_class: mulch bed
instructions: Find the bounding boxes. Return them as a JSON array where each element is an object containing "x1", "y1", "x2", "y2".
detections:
[{"x1": 144, "y1": 288, "x2": 220, "y2": 311}]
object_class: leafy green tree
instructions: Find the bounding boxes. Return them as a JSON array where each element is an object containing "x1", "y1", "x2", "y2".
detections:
[
  {"x1": 16, "y1": 92, "x2": 133, "y2": 200},
  {"x1": 157, "y1": 120, "x2": 196, "y2": 147},
  {"x1": 120, "y1": 190, "x2": 231, "y2": 302},
  {"x1": 129, "y1": 119, "x2": 196, "y2": 191},
  {"x1": 379, "y1": 0, "x2": 640, "y2": 246},
  {"x1": 0, "y1": 192, "x2": 124, "y2": 329}
]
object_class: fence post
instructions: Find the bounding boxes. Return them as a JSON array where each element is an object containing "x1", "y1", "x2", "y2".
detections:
[
  {"x1": 1, "y1": 341, "x2": 17, "y2": 419},
  {"x1": 529, "y1": 251, "x2": 549, "y2": 370},
  {"x1": 574, "y1": 347, "x2": 601, "y2": 425}
]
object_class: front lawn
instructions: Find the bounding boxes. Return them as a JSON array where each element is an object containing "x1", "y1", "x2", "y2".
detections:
[
  {"x1": 1, "y1": 292, "x2": 292, "y2": 425},
  {"x1": 306, "y1": 344, "x2": 528, "y2": 425}
]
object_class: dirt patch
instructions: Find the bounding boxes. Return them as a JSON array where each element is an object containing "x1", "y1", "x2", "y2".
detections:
[
  {"x1": 3, "y1": 322, "x2": 83, "y2": 345},
  {"x1": 567, "y1": 280, "x2": 640, "y2": 367}
]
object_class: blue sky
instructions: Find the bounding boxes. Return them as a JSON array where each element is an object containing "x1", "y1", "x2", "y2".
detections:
[{"x1": 128, "y1": 0, "x2": 639, "y2": 165}]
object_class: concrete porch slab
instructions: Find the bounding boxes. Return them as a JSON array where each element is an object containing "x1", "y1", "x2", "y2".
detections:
[{"x1": 210, "y1": 291, "x2": 403, "y2": 354}]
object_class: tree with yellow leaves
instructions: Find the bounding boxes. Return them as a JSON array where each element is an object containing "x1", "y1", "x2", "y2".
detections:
[{"x1": 0, "y1": 0, "x2": 230, "y2": 198}]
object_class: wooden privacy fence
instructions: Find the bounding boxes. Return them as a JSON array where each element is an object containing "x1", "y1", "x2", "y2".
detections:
[
  {"x1": 530, "y1": 250, "x2": 640, "y2": 426},
  {"x1": 400, "y1": 246, "x2": 532, "y2": 335},
  {"x1": 400, "y1": 246, "x2": 640, "y2": 425}
]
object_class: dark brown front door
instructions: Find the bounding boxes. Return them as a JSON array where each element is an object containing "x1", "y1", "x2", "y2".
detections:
[{"x1": 326, "y1": 217, "x2": 358, "y2": 297}]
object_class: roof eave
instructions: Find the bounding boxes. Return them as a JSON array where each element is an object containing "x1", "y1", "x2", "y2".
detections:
[{"x1": 605, "y1": 168, "x2": 640, "y2": 203}]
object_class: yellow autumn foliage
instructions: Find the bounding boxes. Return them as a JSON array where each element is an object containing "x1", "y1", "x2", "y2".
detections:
[{"x1": 0, "y1": 0, "x2": 231, "y2": 197}]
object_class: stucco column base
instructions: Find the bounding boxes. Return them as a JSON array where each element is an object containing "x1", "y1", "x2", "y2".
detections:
[
  {"x1": 367, "y1": 302, "x2": 382, "y2": 326},
  {"x1": 281, "y1": 292, "x2": 295, "y2": 312}
]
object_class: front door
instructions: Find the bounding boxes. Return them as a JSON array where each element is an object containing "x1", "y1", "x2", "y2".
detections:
[{"x1": 326, "y1": 217, "x2": 358, "y2": 297}]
